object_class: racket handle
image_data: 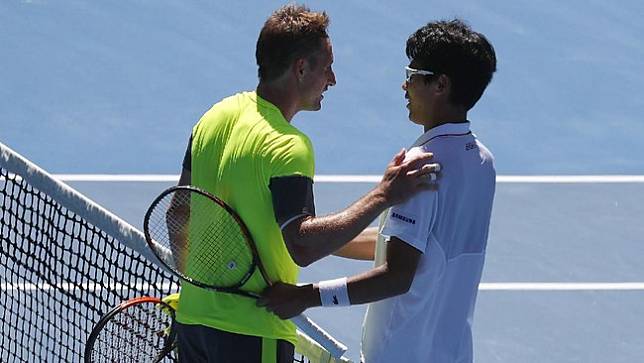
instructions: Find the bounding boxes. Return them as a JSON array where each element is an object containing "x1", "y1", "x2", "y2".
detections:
[{"x1": 290, "y1": 314, "x2": 347, "y2": 359}]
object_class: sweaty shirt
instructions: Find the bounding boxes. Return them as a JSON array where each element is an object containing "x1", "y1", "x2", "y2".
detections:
[{"x1": 176, "y1": 91, "x2": 315, "y2": 344}]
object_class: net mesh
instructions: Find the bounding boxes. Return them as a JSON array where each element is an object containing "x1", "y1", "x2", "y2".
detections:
[
  {"x1": 0, "y1": 166, "x2": 180, "y2": 362},
  {"x1": 0, "y1": 143, "x2": 351, "y2": 363}
]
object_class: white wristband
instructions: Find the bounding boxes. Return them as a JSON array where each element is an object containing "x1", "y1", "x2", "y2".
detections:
[{"x1": 318, "y1": 277, "x2": 351, "y2": 307}]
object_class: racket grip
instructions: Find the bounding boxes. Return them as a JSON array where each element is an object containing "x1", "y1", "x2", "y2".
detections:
[{"x1": 290, "y1": 314, "x2": 347, "y2": 359}]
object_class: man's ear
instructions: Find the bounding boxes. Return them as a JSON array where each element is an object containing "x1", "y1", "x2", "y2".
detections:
[
  {"x1": 293, "y1": 58, "x2": 307, "y2": 82},
  {"x1": 434, "y1": 74, "x2": 451, "y2": 94}
]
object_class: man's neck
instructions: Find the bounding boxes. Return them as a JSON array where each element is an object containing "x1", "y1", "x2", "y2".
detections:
[
  {"x1": 423, "y1": 107, "x2": 467, "y2": 132},
  {"x1": 256, "y1": 81, "x2": 299, "y2": 122},
  {"x1": 424, "y1": 115, "x2": 467, "y2": 132}
]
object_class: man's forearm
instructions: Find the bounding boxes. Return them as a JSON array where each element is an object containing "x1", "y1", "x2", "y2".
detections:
[
  {"x1": 333, "y1": 227, "x2": 377, "y2": 260},
  {"x1": 347, "y1": 264, "x2": 411, "y2": 304},
  {"x1": 285, "y1": 188, "x2": 388, "y2": 265},
  {"x1": 301, "y1": 264, "x2": 409, "y2": 308}
]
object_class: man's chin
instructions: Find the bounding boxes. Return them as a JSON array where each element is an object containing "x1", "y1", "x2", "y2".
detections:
[
  {"x1": 408, "y1": 112, "x2": 424, "y2": 125},
  {"x1": 304, "y1": 103, "x2": 322, "y2": 112}
]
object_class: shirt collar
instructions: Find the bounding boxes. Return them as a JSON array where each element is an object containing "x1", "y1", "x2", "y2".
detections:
[
  {"x1": 411, "y1": 121, "x2": 472, "y2": 147},
  {"x1": 249, "y1": 91, "x2": 290, "y2": 125}
]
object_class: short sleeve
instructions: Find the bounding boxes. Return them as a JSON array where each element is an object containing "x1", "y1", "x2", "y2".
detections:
[
  {"x1": 381, "y1": 189, "x2": 437, "y2": 253},
  {"x1": 269, "y1": 134, "x2": 315, "y2": 179},
  {"x1": 267, "y1": 134, "x2": 316, "y2": 228},
  {"x1": 269, "y1": 175, "x2": 315, "y2": 228}
]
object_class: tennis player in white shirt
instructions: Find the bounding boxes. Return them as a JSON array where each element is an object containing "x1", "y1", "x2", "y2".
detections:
[{"x1": 259, "y1": 19, "x2": 497, "y2": 363}]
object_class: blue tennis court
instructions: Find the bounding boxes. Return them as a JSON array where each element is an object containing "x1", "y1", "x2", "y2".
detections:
[{"x1": 2, "y1": 0, "x2": 643, "y2": 361}]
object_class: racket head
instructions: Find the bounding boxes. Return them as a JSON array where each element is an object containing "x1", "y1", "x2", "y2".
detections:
[
  {"x1": 84, "y1": 296, "x2": 177, "y2": 363},
  {"x1": 143, "y1": 186, "x2": 259, "y2": 290}
]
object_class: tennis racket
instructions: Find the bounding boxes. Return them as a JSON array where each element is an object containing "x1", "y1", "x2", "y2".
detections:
[
  {"x1": 143, "y1": 185, "x2": 347, "y2": 359},
  {"x1": 84, "y1": 296, "x2": 177, "y2": 363}
]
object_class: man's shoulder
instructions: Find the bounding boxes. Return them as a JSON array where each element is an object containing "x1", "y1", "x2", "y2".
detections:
[
  {"x1": 267, "y1": 132, "x2": 315, "y2": 171},
  {"x1": 474, "y1": 139, "x2": 494, "y2": 161},
  {"x1": 199, "y1": 92, "x2": 248, "y2": 121},
  {"x1": 266, "y1": 124, "x2": 313, "y2": 152},
  {"x1": 421, "y1": 134, "x2": 493, "y2": 161}
]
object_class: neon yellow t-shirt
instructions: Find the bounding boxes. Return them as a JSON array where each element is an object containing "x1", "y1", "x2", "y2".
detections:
[{"x1": 175, "y1": 91, "x2": 314, "y2": 344}]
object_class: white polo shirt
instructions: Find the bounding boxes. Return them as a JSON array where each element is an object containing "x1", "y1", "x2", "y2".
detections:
[{"x1": 361, "y1": 122, "x2": 495, "y2": 363}]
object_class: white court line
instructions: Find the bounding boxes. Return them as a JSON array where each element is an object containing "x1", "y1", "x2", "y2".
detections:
[
  {"x1": 50, "y1": 174, "x2": 644, "y2": 183},
  {"x1": 4, "y1": 282, "x2": 644, "y2": 292},
  {"x1": 479, "y1": 282, "x2": 644, "y2": 291},
  {"x1": 497, "y1": 175, "x2": 644, "y2": 183},
  {"x1": 53, "y1": 174, "x2": 180, "y2": 182}
]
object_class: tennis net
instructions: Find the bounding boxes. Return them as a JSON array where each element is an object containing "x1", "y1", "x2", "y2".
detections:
[{"x1": 0, "y1": 141, "x2": 351, "y2": 363}]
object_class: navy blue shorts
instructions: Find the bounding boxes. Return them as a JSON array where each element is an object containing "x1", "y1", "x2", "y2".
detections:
[{"x1": 175, "y1": 322, "x2": 295, "y2": 363}]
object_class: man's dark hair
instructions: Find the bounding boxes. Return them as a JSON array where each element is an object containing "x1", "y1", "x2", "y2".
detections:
[
  {"x1": 256, "y1": 4, "x2": 330, "y2": 82},
  {"x1": 406, "y1": 19, "x2": 497, "y2": 110}
]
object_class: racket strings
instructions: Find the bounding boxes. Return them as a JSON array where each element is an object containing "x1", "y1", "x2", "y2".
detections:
[
  {"x1": 91, "y1": 302, "x2": 174, "y2": 362},
  {"x1": 148, "y1": 191, "x2": 254, "y2": 288},
  {"x1": 186, "y1": 201, "x2": 254, "y2": 286}
]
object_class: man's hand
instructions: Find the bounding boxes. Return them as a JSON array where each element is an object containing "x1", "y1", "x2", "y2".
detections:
[
  {"x1": 257, "y1": 282, "x2": 319, "y2": 319},
  {"x1": 377, "y1": 148, "x2": 440, "y2": 206}
]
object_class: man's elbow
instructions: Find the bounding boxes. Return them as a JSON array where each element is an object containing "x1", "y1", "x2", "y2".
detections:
[
  {"x1": 293, "y1": 256, "x2": 313, "y2": 268},
  {"x1": 393, "y1": 277, "x2": 414, "y2": 296},
  {"x1": 399, "y1": 277, "x2": 414, "y2": 294},
  {"x1": 283, "y1": 239, "x2": 317, "y2": 267},
  {"x1": 386, "y1": 266, "x2": 415, "y2": 295},
  {"x1": 288, "y1": 246, "x2": 316, "y2": 267},
  {"x1": 281, "y1": 218, "x2": 318, "y2": 267}
]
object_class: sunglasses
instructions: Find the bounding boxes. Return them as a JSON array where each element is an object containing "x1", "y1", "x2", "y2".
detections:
[{"x1": 405, "y1": 66, "x2": 434, "y2": 83}]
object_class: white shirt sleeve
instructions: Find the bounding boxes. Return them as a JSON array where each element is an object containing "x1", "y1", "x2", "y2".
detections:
[{"x1": 381, "y1": 189, "x2": 437, "y2": 253}]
